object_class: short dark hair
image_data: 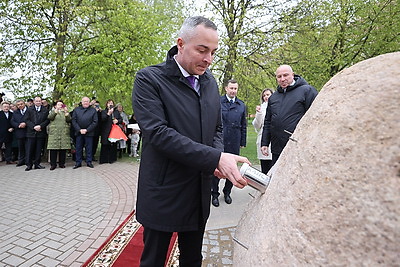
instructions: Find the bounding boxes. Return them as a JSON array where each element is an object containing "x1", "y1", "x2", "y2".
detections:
[{"x1": 225, "y1": 79, "x2": 238, "y2": 86}]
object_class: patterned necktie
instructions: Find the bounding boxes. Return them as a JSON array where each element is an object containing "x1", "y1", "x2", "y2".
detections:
[{"x1": 230, "y1": 99, "x2": 234, "y2": 104}]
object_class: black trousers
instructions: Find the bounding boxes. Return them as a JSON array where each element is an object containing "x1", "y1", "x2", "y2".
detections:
[
  {"x1": 0, "y1": 141, "x2": 12, "y2": 162},
  {"x1": 26, "y1": 137, "x2": 45, "y2": 167},
  {"x1": 49, "y1": 149, "x2": 67, "y2": 167},
  {"x1": 211, "y1": 176, "x2": 233, "y2": 197},
  {"x1": 260, "y1": 159, "x2": 273, "y2": 174},
  {"x1": 140, "y1": 225, "x2": 205, "y2": 267},
  {"x1": 272, "y1": 153, "x2": 280, "y2": 165},
  {"x1": 16, "y1": 138, "x2": 26, "y2": 164}
]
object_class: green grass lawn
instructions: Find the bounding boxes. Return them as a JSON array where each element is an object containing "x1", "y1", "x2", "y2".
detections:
[
  {"x1": 240, "y1": 123, "x2": 259, "y2": 165},
  {"x1": 119, "y1": 123, "x2": 260, "y2": 165}
]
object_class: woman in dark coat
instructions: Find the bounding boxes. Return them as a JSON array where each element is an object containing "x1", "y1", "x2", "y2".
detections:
[{"x1": 99, "y1": 99, "x2": 122, "y2": 164}]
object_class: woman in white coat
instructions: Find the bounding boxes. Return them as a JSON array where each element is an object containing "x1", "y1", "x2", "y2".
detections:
[{"x1": 252, "y1": 88, "x2": 274, "y2": 174}]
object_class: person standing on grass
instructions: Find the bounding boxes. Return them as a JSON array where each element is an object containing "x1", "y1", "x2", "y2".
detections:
[
  {"x1": 252, "y1": 88, "x2": 274, "y2": 174},
  {"x1": 211, "y1": 79, "x2": 247, "y2": 207},
  {"x1": 132, "y1": 16, "x2": 249, "y2": 267},
  {"x1": 261, "y1": 65, "x2": 318, "y2": 163}
]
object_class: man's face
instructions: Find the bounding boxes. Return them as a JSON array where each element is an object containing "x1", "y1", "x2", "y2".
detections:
[
  {"x1": 16, "y1": 101, "x2": 26, "y2": 110},
  {"x1": 176, "y1": 24, "x2": 219, "y2": 76},
  {"x1": 34, "y1": 97, "x2": 42, "y2": 107},
  {"x1": 2, "y1": 103, "x2": 10, "y2": 112},
  {"x1": 81, "y1": 97, "x2": 90, "y2": 108},
  {"x1": 276, "y1": 66, "x2": 294, "y2": 89},
  {"x1": 225, "y1": 82, "x2": 238, "y2": 98}
]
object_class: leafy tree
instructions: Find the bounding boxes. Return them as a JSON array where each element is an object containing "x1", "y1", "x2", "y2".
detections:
[
  {"x1": 251, "y1": 0, "x2": 400, "y2": 90},
  {"x1": 0, "y1": 0, "x2": 183, "y2": 111}
]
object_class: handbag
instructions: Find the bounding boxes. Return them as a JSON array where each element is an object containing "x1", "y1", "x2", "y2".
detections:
[{"x1": 108, "y1": 124, "x2": 128, "y2": 142}]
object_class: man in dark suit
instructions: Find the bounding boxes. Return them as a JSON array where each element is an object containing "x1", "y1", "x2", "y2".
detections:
[
  {"x1": 10, "y1": 99, "x2": 28, "y2": 166},
  {"x1": 211, "y1": 79, "x2": 247, "y2": 207},
  {"x1": 0, "y1": 101, "x2": 15, "y2": 164},
  {"x1": 71, "y1": 96, "x2": 98, "y2": 169},
  {"x1": 132, "y1": 16, "x2": 249, "y2": 266},
  {"x1": 24, "y1": 96, "x2": 49, "y2": 171}
]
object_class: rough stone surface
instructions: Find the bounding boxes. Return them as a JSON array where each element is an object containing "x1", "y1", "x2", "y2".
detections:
[{"x1": 233, "y1": 52, "x2": 400, "y2": 266}]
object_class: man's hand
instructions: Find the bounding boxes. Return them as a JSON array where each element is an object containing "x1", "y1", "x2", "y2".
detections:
[
  {"x1": 80, "y1": 129, "x2": 88, "y2": 135},
  {"x1": 261, "y1": 146, "x2": 269, "y2": 156},
  {"x1": 214, "y1": 152, "x2": 250, "y2": 189},
  {"x1": 34, "y1": 125, "x2": 41, "y2": 132}
]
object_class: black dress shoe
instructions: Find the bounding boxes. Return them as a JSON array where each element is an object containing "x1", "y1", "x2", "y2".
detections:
[
  {"x1": 224, "y1": 194, "x2": 232, "y2": 204},
  {"x1": 212, "y1": 196, "x2": 219, "y2": 207},
  {"x1": 34, "y1": 164, "x2": 45, "y2": 169},
  {"x1": 59, "y1": 165, "x2": 65, "y2": 168},
  {"x1": 87, "y1": 163, "x2": 94, "y2": 168},
  {"x1": 50, "y1": 166, "x2": 56, "y2": 171},
  {"x1": 16, "y1": 163, "x2": 25, "y2": 167},
  {"x1": 73, "y1": 164, "x2": 81, "y2": 169},
  {"x1": 25, "y1": 166, "x2": 32, "y2": 171},
  {"x1": 6, "y1": 161, "x2": 16, "y2": 165}
]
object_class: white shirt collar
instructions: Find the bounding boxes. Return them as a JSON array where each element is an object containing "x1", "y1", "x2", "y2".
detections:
[
  {"x1": 173, "y1": 55, "x2": 199, "y2": 79},
  {"x1": 226, "y1": 95, "x2": 235, "y2": 102}
]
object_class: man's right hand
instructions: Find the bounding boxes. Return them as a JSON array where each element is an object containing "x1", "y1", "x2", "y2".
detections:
[
  {"x1": 214, "y1": 152, "x2": 250, "y2": 189},
  {"x1": 261, "y1": 146, "x2": 269, "y2": 156}
]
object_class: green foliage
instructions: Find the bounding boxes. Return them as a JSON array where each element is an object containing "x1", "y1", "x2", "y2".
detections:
[
  {"x1": 0, "y1": 0, "x2": 184, "y2": 110},
  {"x1": 207, "y1": 0, "x2": 400, "y2": 115}
]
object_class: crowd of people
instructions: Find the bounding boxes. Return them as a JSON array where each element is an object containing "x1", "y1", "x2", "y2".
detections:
[
  {"x1": 0, "y1": 95, "x2": 141, "y2": 171},
  {"x1": 1, "y1": 15, "x2": 319, "y2": 266}
]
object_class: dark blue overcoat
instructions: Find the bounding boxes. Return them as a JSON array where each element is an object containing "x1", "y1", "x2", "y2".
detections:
[{"x1": 220, "y1": 96, "x2": 247, "y2": 155}]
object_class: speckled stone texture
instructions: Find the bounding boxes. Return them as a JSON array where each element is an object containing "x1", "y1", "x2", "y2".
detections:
[{"x1": 234, "y1": 52, "x2": 400, "y2": 266}]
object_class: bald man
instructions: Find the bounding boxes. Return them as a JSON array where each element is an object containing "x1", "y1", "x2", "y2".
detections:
[
  {"x1": 261, "y1": 65, "x2": 318, "y2": 164},
  {"x1": 71, "y1": 97, "x2": 98, "y2": 169}
]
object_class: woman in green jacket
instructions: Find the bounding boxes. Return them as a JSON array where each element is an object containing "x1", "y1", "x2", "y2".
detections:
[{"x1": 47, "y1": 100, "x2": 71, "y2": 170}]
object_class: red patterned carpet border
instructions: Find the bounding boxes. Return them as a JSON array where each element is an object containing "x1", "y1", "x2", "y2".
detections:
[{"x1": 83, "y1": 211, "x2": 179, "y2": 267}]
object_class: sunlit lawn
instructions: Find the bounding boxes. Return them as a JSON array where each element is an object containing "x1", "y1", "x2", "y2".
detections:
[{"x1": 121, "y1": 122, "x2": 259, "y2": 166}]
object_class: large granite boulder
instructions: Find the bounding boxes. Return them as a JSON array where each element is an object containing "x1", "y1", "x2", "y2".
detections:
[{"x1": 233, "y1": 52, "x2": 400, "y2": 266}]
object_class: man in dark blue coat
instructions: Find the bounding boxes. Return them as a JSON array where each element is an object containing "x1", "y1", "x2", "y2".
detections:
[
  {"x1": 24, "y1": 96, "x2": 49, "y2": 171},
  {"x1": 132, "y1": 16, "x2": 249, "y2": 267},
  {"x1": 10, "y1": 99, "x2": 28, "y2": 166},
  {"x1": 71, "y1": 96, "x2": 98, "y2": 169},
  {"x1": 261, "y1": 65, "x2": 318, "y2": 163},
  {"x1": 0, "y1": 101, "x2": 15, "y2": 164},
  {"x1": 211, "y1": 79, "x2": 247, "y2": 207}
]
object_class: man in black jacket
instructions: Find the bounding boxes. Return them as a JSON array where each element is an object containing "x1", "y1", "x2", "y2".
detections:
[
  {"x1": 132, "y1": 16, "x2": 249, "y2": 266},
  {"x1": 10, "y1": 99, "x2": 28, "y2": 166},
  {"x1": 0, "y1": 101, "x2": 14, "y2": 164},
  {"x1": 24, "y1": 96, "x2": 49, "y2": 171},
  {"x1": 71, "y1": 97, "x2": 98, "y2": 169},
  {"x1": 261, "y1": 65, "x2": 318, "y2": 163}
]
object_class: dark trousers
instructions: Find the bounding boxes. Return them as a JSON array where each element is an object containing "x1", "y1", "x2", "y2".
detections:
[
  {"x1": 272, "y1": 153, "x2": 280, "y2": 165},
  {"x1": 140, "y1": 225, "x2": 205, "y2": 267},
  {"x1": 211, "y1": 176, "x2": 233, "y2": 197},
  {"x1": 17, "y1": 138, "x2": 26, "y2": 164},
  {"x1": 49, "y1": 149, "x2": 67, "y2": 167},
  {"x1": 92, "y1": 135, "x2": 100, "y2": 159},
  {"x1": 0, "y1": 141, "x2": 12, "y2": 162},
  {"x1": 75, "y1": 135, "x2": 93, "y2": 165},
  {"x1": 260, "y1": 159, "x2": 273, "y2": 174},
  {"x1": 26, "y1": 137, "x2": 45, "y2": 167}
]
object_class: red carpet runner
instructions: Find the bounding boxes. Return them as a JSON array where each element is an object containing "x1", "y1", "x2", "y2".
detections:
[{"x1": 83, "y1": 211, "x2": 179, "y2": 266}]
